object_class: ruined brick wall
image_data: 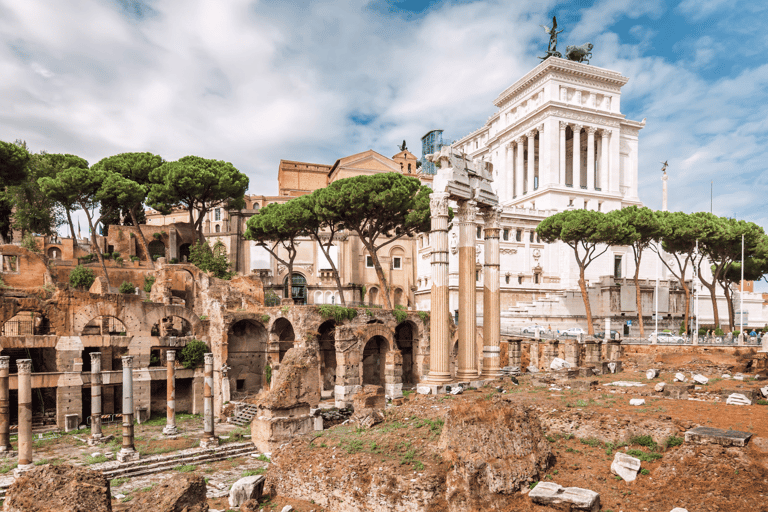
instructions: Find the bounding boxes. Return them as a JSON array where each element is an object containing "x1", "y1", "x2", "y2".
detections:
[{"x1": 0, "y1": 246, "x2": 52, "y2": 289}]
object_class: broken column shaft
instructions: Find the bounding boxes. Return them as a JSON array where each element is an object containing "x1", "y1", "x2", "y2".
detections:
[
  {"x1": 164, "y1": 350, "x2": 178, "y2": 436},
  {"x1": 456, "y1": 200, "x2": 478, "y2": 380},
  {"x1": 0, "y1": 356, "x2": 11, "y2": 453},
  {"x1": 201, "y1": 352, "x2": 216, "y2": 448},
  {"x1": 17, "y1": 359, "x2": 32, "y2": 469},
  {"x1": 481, "y1": 207, "x2": 502, "y2": 378},
  {"x1": 118, "y1": 356, "x2": 139, "y2": 462},
  {"x1": 426, "y1": 192, "x2": 452, "y2": 383},
  {"x1": 90, "y1": 352, "x2": 102, "y2": 442}
]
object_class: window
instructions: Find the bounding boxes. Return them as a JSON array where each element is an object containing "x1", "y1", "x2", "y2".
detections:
[
  {"x1": 475, "y1": 270, "x2": 479, "y2": 282},
  {"x1": 393, "y1": 257, "x2": 401, "y2": 269},
  {"x1": 529, "y1": 231, "x2": 534, "y2": 243},
  {"x1": 516, "y1": 229, "x2": 522, "y2": 242},
  {"x1": 215, "y1": 224, "x2": 220, "y2": 233},
  {"x1": 614, "y1": 256, "x2": 622, "y2": 279},
  {"x1": 517, "y1": 275, "x2": 523, "y2": 284},
  {"x1": 503, "y1": 229, "x2": 509, "y2": 241},
  {"x1": 477, "y1": 226, "x2": 482, "y2": 239},
  {"x1": 408, "y1": 163, "x2": 412, "y2": 172},
  {"x1": 597, "y1": 202, "x2": 602, "y2": 211},
  {"x1": 534, "y1": 273, "x2": 540, "y2": 284},
  {"x1": 505, "y1": 275, "x2": 510, "y2": 284},
  {"x1": 214, "y1": 208, "x2": 221, "y2": 221},
  {"x1": 366, "y1": 255, "x2": 374, "y2": 268}
]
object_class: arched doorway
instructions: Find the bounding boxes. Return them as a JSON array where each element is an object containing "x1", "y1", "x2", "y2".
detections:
[
  {"x1": 369, "y1": 287, "x2": 379, "y2": 306},
  {"x1": 393, "y1": 288, "x2": 404, "y2": 307},
  {"x1": 318, "y1": 320, "x2": 336, "y2": 394},
  {"x1": 150, "y1": 316, "x2": 193, "y2": 337},
  {"x1": 271, "y1": 318, "x2": 295, "y2": 362},
  {"x1": 179, "y1": 243, "x2": 191, "y2": 263},
  {"x1": 227, "y1": 319, "x2": 268, "y2": 396},
  {"x1": 396, "y1": 322, "x2": 417, "y2": 386},
  {"x1": 362, "y1": 335, "x2": 387, "y2": 386},
  {"x1": 47, "y1": 247, "x2": 61, "y2": 259},
  {"x1": 283, "y1": 273, "x2": 307, "y2": 305},
  {"x1": 148, "y1": 240, "x2": 165, "y2": 260}
]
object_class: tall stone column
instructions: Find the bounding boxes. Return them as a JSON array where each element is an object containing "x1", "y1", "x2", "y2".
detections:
[
  {"x1": 0, "y1": 356, "x2": 11, "y2": 453},
  {"x1": 559, "y1": 121, "x2": 567, "y2": 186},
  {"x1": 572, "y1": 125, "x2": 582, "y2": 188},
  {"x1": 481, "y1": 207, "x2": 502, "y2": 379},
  {"x1": 427, "y1": 192, "x2": 451, "y2": 383},
  {"x1": 89, "y1": 352, "x2": 102, "y2": 443},
  {"x1": 164, "y1": 350, "x2": 178, "y2": 436},
  {"x1": 17, "y1": 359, "x2": 32, "y2": 470},
  {"x1": 587, "y1": 127, "x2": 596, "y2": 190},
  {"x1": 201, "y1": 352, "x2": 217, "y2": 448},
  {"x1": 505, "y1": 143, "x2": 514, "y2": 200},
  {"x1": 601, "y1": 130, "x2": 610, "y2": 192},
  {"x1": 456, "y1": 200, "x2": 478, "y2": 380},
  {"x1": 118, "y1": 356, "x2": 139, "y2": 462},
  {"x1": 526, "y1": 131, "x2": 536, "y2": 193},
  {"x1": 515, "y1": 137, "x2": 524, "y2": 197}
]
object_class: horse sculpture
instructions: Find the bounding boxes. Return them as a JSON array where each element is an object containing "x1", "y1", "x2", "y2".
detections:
[{"x1": 565, "y1": 43, "x2": 593, "y2": 64}]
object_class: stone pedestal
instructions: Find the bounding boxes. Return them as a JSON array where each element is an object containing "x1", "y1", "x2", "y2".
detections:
[
  {"x1": 17, "y1": 359, "x2": 32, "y2": 467},
  {"x1": 456, "y1": 200, "x2": 478, "y2": 380},
  {"x1": 584, "y1": 340, "x2": 601, "y2": 367},
  {"x1": 529, "y1": 341, "x2": 540, "y2": 370},
  {"x1": 117, "y1": 356, "x2": 139, "y2": 463},
  {"x1": 542, "y1": 340, "x2": 559, "y2": 370},
  {"x1": 251, "y1": 405, "x2": 313, "y2": 453},
  {"x1": 426, "y1": 192, "x2": 452, "y2": 383},
  {"x1": 508, "y1": 339, "x2": 522, "y2": 368},
  {"x1": 481, "y1": 207, "x2": 502, "y2": 379},
  {"x1": 384, "y1": 350, "x2": 403, "y2": 399},
  {"x1": 563, "y1": 340, "x2": 580, "y2": 368},
  {"x1": 164, "y1": 350, "x2": 179, "y2": 436},
  {"x1": 605, "y1": 340, "x2": 622, "y2": 362}
]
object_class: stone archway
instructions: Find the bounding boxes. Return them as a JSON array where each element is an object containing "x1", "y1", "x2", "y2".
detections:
[
  {"x1": 271, "y1": 317, "x2": 295, "y2": 362},
  {"x1": 226, "y1": 319, "x2": 268, "y2": 396},
  {"x1": 318, "y1": 320, "x2": 336, "y2": 394},
  {"x1": 362, "y1": 335, "x2": 387, "y2": 386},
  {"x1": 396, "y1": 321, "x2": 418, "y2": 386}
]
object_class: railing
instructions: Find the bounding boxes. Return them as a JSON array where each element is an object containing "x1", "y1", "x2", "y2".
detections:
[
  {"x1": 1, "y1": 320, "x2": 34, "y2": 336},
  {"x1": 497, "y1": 327, "x2": 763, "y2": 346}
]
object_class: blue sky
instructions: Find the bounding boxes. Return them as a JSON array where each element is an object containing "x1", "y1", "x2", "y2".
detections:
[{"x1": 1, "y1": 0, "x2": 766, "y2": 245}]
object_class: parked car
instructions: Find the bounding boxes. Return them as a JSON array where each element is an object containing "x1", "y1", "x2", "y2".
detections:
[
  {"x1": 650, "y1": 331, "x2": 684, "y2": 343},
  {"x1": 560, "y1": 327, "x2": 586, "y2": 337},
  {"x1": 522, "y1": 325, "x2": 546, "y2": 334},
  {"x1": 594, "y1": 330, "x2": 619, "y2": 340}
]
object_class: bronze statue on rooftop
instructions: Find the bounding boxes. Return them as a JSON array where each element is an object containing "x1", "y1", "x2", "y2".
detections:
[{"x1": 539, "y1": 16, "x2": 564, "y2": 60}]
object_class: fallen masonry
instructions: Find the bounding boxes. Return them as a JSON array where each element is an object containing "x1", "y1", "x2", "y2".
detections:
[
  {"x1": 684, "y1": 426, "x2": 752, "y2": 447},
  {"x1": 528, "y1": 481, "x2": 600, "y2": 512}
]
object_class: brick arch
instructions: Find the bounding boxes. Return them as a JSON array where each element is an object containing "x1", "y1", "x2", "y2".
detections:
[
  {"x1": 360, "y1": 324, "x2": 394, "y2": 352},
  {"x1": 73, "y1": 302, "x2": 203, "y2": 336}
]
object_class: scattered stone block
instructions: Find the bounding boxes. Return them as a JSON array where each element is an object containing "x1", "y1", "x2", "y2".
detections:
[
  {"x1": 760, "y1": 386, "x2": 768, "y2": 398},
  {"x1": 629, "y1": 398, "x2": 645, "y2": 406},
  {"x1": 684, "y1": 426, "x2": 752, "y2": 447},
  {"x1": 550, "y1": 357, "x2": 570, "y2": 371},
  {"x1": 607, "y1": 362, "x2": 618, "y2": 374},
  {"x1": 280, "y1": 506, "x2": 293, "y2": 512},
  {"x1": 578, "y1": 367, "x2": 596, "y2": 378},
  {"x1": 608, "y1": 381, "x2": 645, "y2": 387},
  {"x1": 655, "y1": 382, "x2": 666, "y2": 392},
  {"x1": 570, "y1": 379, "x2": 598, "y2": 391},
  {"x1": 228, "y1": 475, "x2": 265, "y2": 508},
  {"x1": 726, "y1": 393, "x2": 752, "y2": 406},
  {"x1": 664, "y1": 382, "x2": 694, "y2": 399},
  {"x1": 527, "y1": 365, "x2": 539, "y2": 373},
  {"x1": 646, "y1": 369, "x2": 659, "y2": 380},
  {"x1": 722, "y1": 374, "x2": 731, "y2": 379},
  {"x1": 350, "y1": 385, "x2": 386, "y2": 429},
  {"x1": 610, "y1": 452, "x2": 641, "y2": 482},
  {"x1": 670, "y1": 508, "x2": 689, "y2": 512},
  {"x1": 734, "y1": 374, "x2": 745, "y2": 381},
  {"x1": 417, "y1": 385, "x2": 432, "y2": 395},
  {"x1": 528, "y1": 482, "x2": 600, "y2": 512},
  {"x1": 449, "y1": 386, "x2": 464, "y2": 395},
  {"x1": 693, "y1": 374, "x2": 709, "y2": 385},
  {"x1": 674, "y1": 373, "x2": 686, "y2": 382}
]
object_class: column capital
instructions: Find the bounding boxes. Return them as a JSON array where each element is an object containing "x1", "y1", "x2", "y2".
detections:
[
  {"x1": 538, "y1": 124, "x2": 545, "y2": 133},
  {"x1": 121, "y1": 355, "x2": 133, "y2": 368},
  {"x1": 515, "y1": 136, "x2": 525, "y2": 145},
  {"x1": 90, "y1": 352, "x2": 101, "y2": 364},
  {"x1": 559, "y1": 120, "x2": 568, "y2": 130},
  {"x1": 0, "y1": 356, "x2": 8, "y2": 370},
  {"x1": 429, "y1": 192, "x2": 450, "y2": 217},
  {"x1": 456, "y1": 200, "x2": 478, "y2": 224},
  {"x1": 17, "y1": 359, "x2": 32, "y2": 374},
  {"x1": 481, "y1": 207, "x2": 502, "y2": 229},
  {"x1": 586, "y1": 126, "x2": 598, "y2": 135},
  {"x1": 601, "y1": 128, "x2": 612, "y2": 136},
  {"x1": 526, "y1": 130, "x2": 537, "y2": 138},
  {"x1": 166, "y1": 350, "x2": 176, "y2": 362},
  {"x1": 204, "y1": 353, "x2": 214, "y2": 366},
  {"x1": 572, "y1": 124, "x2": 583, "y2": 131}
]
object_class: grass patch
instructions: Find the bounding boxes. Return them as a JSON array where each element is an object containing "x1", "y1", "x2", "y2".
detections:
[
  {"x1": 255, "y1": 454, "x2": 270, "y2": 462},
  {"x1": 579, "y1": 437, "x2": 600, "y2": 447},
  {"x1": 241, "y1": 468, "x2": 266, "y2": 477},
  {"x1": 757, "y1": 399, "x2": 768, "y2": 406},
  {"x1": 110, "y1": 477, "x2": 129, "y2": 488},
  {"x1": 664, "y1": 435, "x2": 684, "y2": 448},
  {"x1": 0, "y1": 463, "x2": 17, "y2": 474},
  {"x1": 629, "y1": 435, "x2": 658, "y2": 450},
  {"x1": 626, "y1": 449, "x2": 663, "y2": 462},
  {"x1": 174, "y1": 464, "x2": 198, "y2": 473},
  {"x1": 84, "y1": 454, "x2": 109, "y2": 464},
  {"x1": 640, "y1": 468, "x2": 650, "y2": 475}
]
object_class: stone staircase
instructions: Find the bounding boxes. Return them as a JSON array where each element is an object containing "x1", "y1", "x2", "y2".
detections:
[{"x1": 228, "y1": 404, "x2": 259, "y2": 427}]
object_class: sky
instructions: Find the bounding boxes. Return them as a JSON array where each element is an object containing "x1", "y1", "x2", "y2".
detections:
[{"x1": 1, "y1": 1, "x2": 767, "y2": 247}]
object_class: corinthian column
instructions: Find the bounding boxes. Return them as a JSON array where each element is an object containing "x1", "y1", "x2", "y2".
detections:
[
  {"x1": 17, "y1": 359, "x2": 32, "y2": 470},
  {"x1": 527, "y1": 130, "x2": 536, "y2": 193},
  {"x1": 481, "y1": 207, "x2": 502, "y2": 378},
  {"x1": 559, "y1": 122, "x2": 566, "y2": 185},
  {"x1": 427, "y1": 192, "x2": 451, "y2": 383},
  {"x1": 587, "y1": 127, "x2": 596, "y2": 190},
  {"x1": 515, "y1": 137, "x2": 524, "y2": 197},
  {"x1": 601, "y1": 129, "x2": 610, "y2": 192},
  {"x1": 89, "y1": 352, "x2": 102, "y2": 443},
  {"x1": 572, "y1": 125, "x2": 582, "y2": 188},
  {"x1": 456, "y1": 200, "x2": 478, "y2": 380},
  {"x1": 164, "y1": 350, "x2": 178, "y2": 435},
  {"x1": 505, "y1": 143, "x2": 514, "y2": 200}
]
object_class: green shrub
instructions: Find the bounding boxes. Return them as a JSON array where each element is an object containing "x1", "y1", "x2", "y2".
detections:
[
  {"x1": 265, "y1": 361, "x2": 272, "y2": 385},
  {"x1": 318, "y1": 305, "x2": 357, "y2": 323},
  {"x1": 112, "y1": 251, "x2": 120, "y2": 258},
  {"x1": 180, "y1": 340, "x2": 208, "y2": 369},
  {"x1": 665, "y1": 435, "x2": 684, "y2": 448},
  {"x1": 20, "y1": 233, "x2": 40, "y2": 253},
  {"x1": 264, "y1": 290, "x2": 280, "y2": 307},
  {"x1": 417, "y1": 310, "x2": 429, "y2": 323},
  {"x1": 393, "y1": 304, "x2": 407, "y2": 323},
  {"x1": 169, "y1": 258, "x2": 179, "y2": 264},
  {"x1": 69, "y1": 265, "x2": 96, "y2": 289},
  {"x1": 626, "y1": 449, "x2": 663, "y2": 462},
  {"x1": 153, "y1": 232, "x2": 161, "y2": 239},
  {"x1": 732, "y1": 330, "x2": 740, "y2": 336},
  {"x1": 118, "y1": 281, "x2": 135, "y2": 294},
  {"x1": 629, "y1": 435, "x2": 658, "y2": 450},
  {"x1": 130, "y1": 255, "x2": 139, "y2": 262},
  {"x1": 143, "y1": 275, "x2": 155, "y2": 293},
  {"x1": 189, "y1": 240, "x2": 234, "y2": 280},
  {"x1": 714, "y1": 326, "x2": 724, "y2": 336}
]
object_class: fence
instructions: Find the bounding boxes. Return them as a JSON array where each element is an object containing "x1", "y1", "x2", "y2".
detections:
[{"x1": 1, "y1": 320, "x2": 34, "y2": 336}]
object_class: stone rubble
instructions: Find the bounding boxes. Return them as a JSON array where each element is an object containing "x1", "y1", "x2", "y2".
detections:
[
  {"x1": 528, "y1": 481, "x2": 600, "y2": 512},
  {"x1": 674, "y1": 373, "x2": 686, "y2": 382},
  {"x1": 550, "y1": 357, "x2": 570, "y2": 371},
  {"x1": 629, "y1": 398, "x2": 645, "y2": 406},
  {"x1": 655, "y1": 382, "x2": 666, "y2": 392},
  {"x1": 610, "y1": 452, "x2": 641, "y2": 482},
  {"x1": 726, "y1": 393, "x2": 752, "y2": 406},
  {"x1": 646, "y1": 369, "x2": 659, "y2": 380},
  {"x1": 228, "y1": 475, "x2": 265, "y2": 508},
  {"x1": 693, "y1": 374, "x2": 709, "y2": 385}
]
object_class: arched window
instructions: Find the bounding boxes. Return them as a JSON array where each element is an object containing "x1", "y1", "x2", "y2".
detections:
[
  {"x1": 283, "y1": 273, "x2": 307, "y2": 305},
  {"x1": 215, "y1": 224, "x2": 220, "y2": 233}
]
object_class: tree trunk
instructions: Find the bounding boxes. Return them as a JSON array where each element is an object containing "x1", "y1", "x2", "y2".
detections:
[
  {"x1": 66, "y1": 208, "x2": 76, "y2": 240},
  {"x1": 680, "y1": 278, "x2": 691, "y2": 335},
  {"x1": 82, "y1": 205, "x2": 110, "y2": 288},
  {"x1": 312, "y1": 234, "x2": 346, "y2": 306},
  {"x1": 634, "y1": 251, "x2": 644, "y2": 337},
  {"x1": 129, "y1": 206, "x2": 154, "y2": 269},
  {"x1": 701, "y1": 280, "x2": 720, "y2": 330},
  {"x1": 365, "y1": 242, "x2": 392, "y2": 310},
  {"x1": 578, "y1": 264, "x2": 594, "y2": 335},
  {"x1": 721, "y1": 280, "x2": 735, "y2": 331}
]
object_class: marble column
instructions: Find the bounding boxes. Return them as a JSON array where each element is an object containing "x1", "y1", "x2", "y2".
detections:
[
  {"x1": 427, "y1": 192, "x2": 451, "y2": 383},
  {"x1": 90, "y1": 352, "x2": 102, "y2": 443},
  {"x1": 601, "y1": 130, "x2": 610, "y2": 192},
  {"x1": 201, "y1": 353, "x2": 216, "y2": 447},
  {"x1": 572, "y1": 125, "x2": 582, "y2": 188},
  {"x1": 17, "y1": 359, "x2": 32, "y2": 469},
  {"x1": 515, "y1": 137, "x2": 524, "y2": 197},
  {"x1": 505, "y1": 143, "x2": 514, "y2": 200},
  {"x1": 481, "y1": 207, "x2": 502, "y2": 378},
  {"x1": 0, "y1": 356, "x2": 11, "y2": 453},
  {"x1": 587, "y1": 127, "x2": 596, "y2": 190},
  {"x1": 559, "y1": 121, "x2": 567, "y2": 186},
  {"x1": 118, "y1": 356, "x2": 139, "y2": 462},
  {"x1": 456, "y1": 200, "x2": 478, "y2": 380},
  {"x1": 163, "y1": 350, "x2": 178, "y2": 436},
  {"x1": 526, "y1": 130, "x2": 536, "y2": 193}
]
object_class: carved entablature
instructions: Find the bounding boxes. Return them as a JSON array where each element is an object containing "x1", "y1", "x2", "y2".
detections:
[
  {"x1": 500, "y1": 248, "x2": 518, "y2": 255},
  {"x1": 428, "y1": 147, "x2": 498, "y2": 208}
]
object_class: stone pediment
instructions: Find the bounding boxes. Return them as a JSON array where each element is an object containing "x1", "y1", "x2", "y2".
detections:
[{"x1": 335, "y1": 150, "x2": 399, "y2": 173}]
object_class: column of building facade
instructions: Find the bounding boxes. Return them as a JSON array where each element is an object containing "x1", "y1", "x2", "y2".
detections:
[
  {"x1": 587, "y1": 127, "x2": 596, "y2": 190},
  {"x1": 118, "y1": 355, "x2": 139, "y2": 462},
  {"x1": 0, "y1": 356, "x2": 10, "y2": 453},
  {"x1": 164, "y1": 350, "x2": 178, "y2": 435},
  {"x1": 505, "y1": 143, "x2": 514, "y2": 200},
  {"x1": 201, "y1": 353, "x2": 216, "y2": 448},
  {"x1": 456, "y1": 200, "x2": 478, "y2": 380},
  {"x1": 17, "y1": 359, "x2": 32, "y2": 470},
  {"x1": 526, "y1": 130, "x2": 536, "y2": 193},
  {"x1": 481, "y1": 207, "x2": 502, "y2": 378},
  {"x1": 601, "y1": 130, "x2": 610, "y2": 192},
  {"x1": 427, "y1": 192, "x2": 452, "y2": 383},
  {"x1": 515, "y1": 137, "x2": 524, "y2": 196},
  {"x1": 572, "y1": 125, "x2": 582, "y2": 188},
  {"x1": 89, "y1": 352, "x2": 102, "y2": 444},
  {"x1": 559, "y1": 121, "x2": 567, "y2": 186}
]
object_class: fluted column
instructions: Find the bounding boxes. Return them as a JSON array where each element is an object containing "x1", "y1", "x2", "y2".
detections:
[
  {"x1": 572, "y1": 125, "x2": 582, "y2": 188},
  {"x1": 118, "y1": 356, "x2": 139, "y2": 462},
  {"x1": 601, "y1": 129, "x2": 610, "y2": 192},
  {"x1": 526, "y1": 130, "x2": 536, "y2": 193},
  {"x1": 481, "y1": 207, "x2": 502, "y2": 378},
  {"x1": 456, "y1": 200, "x2": 478, "y2": 380},
  {"x1": 427, "y1": 192, "x2": 451, "y2": 383},
  {"x1": 163, "y1": 350, "x2": 178, "y2": 435},
  {"x1": 90, "y1": 352, "x2": 102, "y2": 442},
  {"x1": 559, "y1": 121, "x2": 566, "y2": 185},
  {"x1": 505, "y1": 143, "x2": 514, "y2": 200},
  {"x1": 0, "y1": 356, "x2": 10, "y2": 453},
  {"x1": 515, "y1": 137, "x2": 524, "y2": 197},
  {"x1": 201, "y1": 353, "x2": 216, "y2": 447},
  {"x1": 587, "y1": 127, "x2": 596, "y2": 190},
  {"x1": 17, "y1": 359, "x2": 32, "y2": 469}
]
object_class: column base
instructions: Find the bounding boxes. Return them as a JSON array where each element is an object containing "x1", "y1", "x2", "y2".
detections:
[
  {"x1": 455, "y1": 370, "x2": 480, "y2": 381},
  {"x1": 480, "y1": 370, "x2": 503, "y2": 379},
  {"x1": 117, "y1": 448, "x2": 140, "y2": 463},
  {"x1": 422, "y1": 371, "x2": 452, "y2": 384},
  {"x1": 14, "y1": 463, "x2": 35, "y2": 477},
  {"x1": 200, "y1": 437, "x2": 218, "y2": 450},
  {"x1": 163, "y1": 425, "x2": 179, "y2": 436}
]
